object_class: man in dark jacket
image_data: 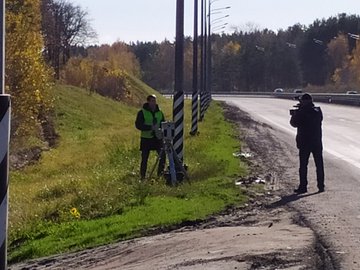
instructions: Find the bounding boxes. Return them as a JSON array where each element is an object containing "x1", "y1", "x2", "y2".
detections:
[
  {"x1": 290, "y1": 93, "x2": 325, "y2": 193},
  {"x1": 135, "y1": 95, "x2": 165, "y2": 180}
]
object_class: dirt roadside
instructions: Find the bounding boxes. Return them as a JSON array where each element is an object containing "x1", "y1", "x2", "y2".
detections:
[{"x1": 9, "y1": 103, "x2": 337, "y2": 270}]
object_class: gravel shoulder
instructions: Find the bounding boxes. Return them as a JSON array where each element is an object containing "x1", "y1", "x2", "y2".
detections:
[{"x1": 10, "y1": 103, "x2": 338, "y2": 270}]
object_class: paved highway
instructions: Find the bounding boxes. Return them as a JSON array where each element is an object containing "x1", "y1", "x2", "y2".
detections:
[
  {"x1": 216, "y1": 96, "x2": 360, "y2": 171},
  {"x1": 216, "y1": 96, "x2": 360, "y2": 269}
]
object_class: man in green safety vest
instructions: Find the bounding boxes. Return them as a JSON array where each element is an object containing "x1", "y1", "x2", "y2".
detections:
[{"x1": 135, "y1": 94, "x2": 166, "y2": 180}]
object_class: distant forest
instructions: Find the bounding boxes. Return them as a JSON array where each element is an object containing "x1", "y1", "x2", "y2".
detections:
[
  {"x1": 64, "y1": 13, "x2": 360, "y2": 95},
  {"x1": 127, "y1": 13, "x2": 360, "y2": 93}
]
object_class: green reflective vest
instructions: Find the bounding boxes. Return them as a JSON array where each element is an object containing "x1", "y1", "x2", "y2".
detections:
[{"x1": 141, "y1": 108, "x2": 163, "y2": 138}]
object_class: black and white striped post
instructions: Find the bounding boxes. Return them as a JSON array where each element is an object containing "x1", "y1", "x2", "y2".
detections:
[
  {"x1": 0, "y1": 0, "x2": 10, "y2": 269},
  {"x1": 173, "y1": 0, "x2": 185, "y2": 161},
  {"x1": 0, "y1": 95, "x2": 10, "y2": 270},
  {"x1": 190, "y1": 0, "x2": 198, "y2": 136},
  {"x1": 199, "y1": 91, "x2": 206, "y2": 121},
  {"x1": 206, "y1": 0, "x2": 212, "y2": 111},
  {"x1": 204, "y1": 92, "x2": 211, "y2": 111},
  {"x1": 199, "y1": 0, "x2": 207, "y2": 121}
]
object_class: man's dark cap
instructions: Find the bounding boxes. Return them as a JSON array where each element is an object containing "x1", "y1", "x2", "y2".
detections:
[{"x1": 299, "y1": 93, "x2": 312, "y2": 101}]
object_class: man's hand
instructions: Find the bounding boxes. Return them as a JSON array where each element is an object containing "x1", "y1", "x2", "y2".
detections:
[
  {"x1": 152, "y1": 124, "x2": 159, "y2": 131},
  {"x1": 152, "y1": 124, "x2": 163, "y2": 139}
]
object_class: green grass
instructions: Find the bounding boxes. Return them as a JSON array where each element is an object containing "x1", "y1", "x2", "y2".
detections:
[{"x1": 8, "y1": 84, "x2": 248, "y2": 263}]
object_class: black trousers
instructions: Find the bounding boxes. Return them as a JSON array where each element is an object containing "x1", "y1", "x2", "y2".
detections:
[
  {"x1": 298, "y1": 145, "x2": 324, "y2": 189},
  {"x1": 140, "y1": 148, "x2": 166, "y2": 179}
]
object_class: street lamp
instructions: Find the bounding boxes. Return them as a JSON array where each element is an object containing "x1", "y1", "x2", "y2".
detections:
[
  {"x1": 348, "y1": 32, "x2": 360, "y2": 40},
  {"x1": 286, "y1": 42, "x2": 297, "y2": 49},
  {"x1": 211, "y1": 14, "x2": 229, "y2": 24},
  {"x1": 313, "y1": 38, "x2": 324, "y2": 45},
  {"x1": 199, "y1": 0, "x2": 230, "y2": 120},
  {"x1": 212, "y1": 24, "x2": 227, "y2": 32},
  {"x1": 206, "y1": 1, "x2": 230, "y2": 109},
  {"x1": 210, "y1": 6, "x2": 230, "y2": 16},
  {"x1": 255, "y1": 45, "x2": 265, "y2": 52},
  {"x1": 212, "y1": 6, "x2": 230, "y2": 12}
]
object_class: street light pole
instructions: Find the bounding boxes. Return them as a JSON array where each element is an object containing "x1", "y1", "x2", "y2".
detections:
[
  {"x1": 199, "y1": 0, "x2": 206, "y2": 121},
  {"x1": 206, "y1": 0, "x2": 212, "y2": 109},
  {"x1": 0, "y1": 0, "x2": 11, "y2": 269},
  {"x1": 205, "y1": 5, "x2": 230, "y2": 108},
  {"x1": 173, "y1": 0, "x2": 184, "y2": 161},
  {"x1": 190, "y1": 0, "x2": 199, "y2": 135}
]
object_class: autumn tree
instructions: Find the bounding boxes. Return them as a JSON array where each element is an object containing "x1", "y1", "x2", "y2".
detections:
[
  {"x1": 6, "y1": 0, "x2": 52, "y2": 142},
  {"x1": 334, "y1": 40, "x2": 360, "y2": 88},
  {"x1": 41, "y1": 0, "x2": 96, "y2": 79},
  {"x1": 87, "y1": 42, "x2": 141, "y2": 77},
  {"x1": 327, "y1": 33, "x2": 350, "y2": 84},
  {"x1": 62, "y1": 42, "x2": 141, "y2": 102}
]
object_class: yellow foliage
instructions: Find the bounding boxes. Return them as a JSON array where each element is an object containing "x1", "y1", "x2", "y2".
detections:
[
  {"x1": 327, "y1": 33, "x2": 349, "y2": 70},
  {"x1": 62, "y1": 57, "x2": 131, "y2": 101},
  {"x1": 349, "y1": 41, "x2": 360, "y2": 86},
  {"x1": 88, "y1": 42, "x2": 141, "y2": 77},
  {"x1": 330, "y1": 35, "x2": 360, "y2": 88},
  {"x1": 62, "y1": 42, "x2": 141, "y2": 102},
  {"x1": 222, "y1": 41, "x2": 241, "y2": 55},
  {"x1": 6, "y1": 0, "x2": 53, "y2": 140}
]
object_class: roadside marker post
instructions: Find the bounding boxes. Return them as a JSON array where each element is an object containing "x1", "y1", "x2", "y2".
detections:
[
  {"x1": 190, "y1": 0, "x2": 199, "y2": 136},
  {"x1": 0, "y1": 0, "x2": 11, "y2": 268},
  {"x1": 0, "y1": 95, "x2": 10, "y2": 270},
  {"x1": 173, "y1": 0, "x2": 185, "y2": 164}
]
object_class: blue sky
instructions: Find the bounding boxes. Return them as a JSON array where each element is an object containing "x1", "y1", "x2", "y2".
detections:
[{"x1": 72, "y1": 0, "x2": 360, "y2": 45}]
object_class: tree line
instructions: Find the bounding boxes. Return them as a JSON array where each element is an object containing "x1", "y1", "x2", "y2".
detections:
[
  {"x1": 131, "y1": 13, "x2": 360, "y2": 93},
  {"x1": 6, "y1": 0, "x2": 360, "y2": 147}
]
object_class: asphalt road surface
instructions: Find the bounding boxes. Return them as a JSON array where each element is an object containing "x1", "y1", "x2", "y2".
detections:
[{"x1": 216, "y1": 96, "x2": 360, "y2": 269}]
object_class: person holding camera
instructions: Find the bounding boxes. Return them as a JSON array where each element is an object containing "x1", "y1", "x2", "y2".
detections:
[
  {"x1": 290, "y1": 93, "x2": 325, "y2": 194},
  {"x1": 135, "y1": 94, "x2": 166, "y2": 180}
]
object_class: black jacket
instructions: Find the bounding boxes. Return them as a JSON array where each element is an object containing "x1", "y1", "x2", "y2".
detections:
[
  {"x1": 135, "y1": 103, "x2": 165, "y2": 151},
  {"x1": 290, "y1": 102, "x2": 323, "y2": 149}
]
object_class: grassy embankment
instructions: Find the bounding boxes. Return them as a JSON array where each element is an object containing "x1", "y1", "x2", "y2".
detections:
[{"x1": 9, "y1": 78, "x2": 248, "y2": 263}]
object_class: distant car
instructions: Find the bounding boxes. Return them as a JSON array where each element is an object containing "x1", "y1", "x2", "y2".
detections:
[
  {"x1": 293, "y1": 89, "x2": 303, "y2": 93},
  {"x1": 273, "y1": 88, "x2": 284, "y2": 93},
  {"x1": 346, "y1": 90, "x2": 358, "y2": 94}
]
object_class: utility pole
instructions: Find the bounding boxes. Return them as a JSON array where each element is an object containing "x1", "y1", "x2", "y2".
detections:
[
  {"x1": 206, "y1": 0, "x2": 212, "y2": 111},
  {"x1": 190, "y1": 0, "x2": 199, "y2": 136},
  {"x1": 199, "y1": 0, "x2": 207, "y2": 121},
  {"x1": 173, "y1": 0, "x2": 185, "y2": 161}
]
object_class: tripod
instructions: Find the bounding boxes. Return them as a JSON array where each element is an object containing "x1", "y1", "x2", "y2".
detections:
[{"x1": 148, "y1": 123, "x2": 189, "y2": 186}]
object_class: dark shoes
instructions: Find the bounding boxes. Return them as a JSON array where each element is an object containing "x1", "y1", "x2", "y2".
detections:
[
  {"x1": 294, "y1": 187, "x2": 307, "y2": 194},
  {"x1": 293, "y1": 187, "x2": 325, "y2": 194}
]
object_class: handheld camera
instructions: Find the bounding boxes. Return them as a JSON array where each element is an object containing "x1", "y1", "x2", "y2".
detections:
[{"x1": 289, "y1": 103, "x2": 300, "y2": 116}]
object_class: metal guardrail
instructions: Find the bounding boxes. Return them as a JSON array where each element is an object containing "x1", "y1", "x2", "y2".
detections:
[
  {"x1": 162, "y1": 91, "x2": 360, "y2": 106},
  {"x1": 211, "y1": 92, "x2": 360, "y2": 107},
  {"x1": 272, "y1": 92, "x2": 360, "y2": 106}
]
